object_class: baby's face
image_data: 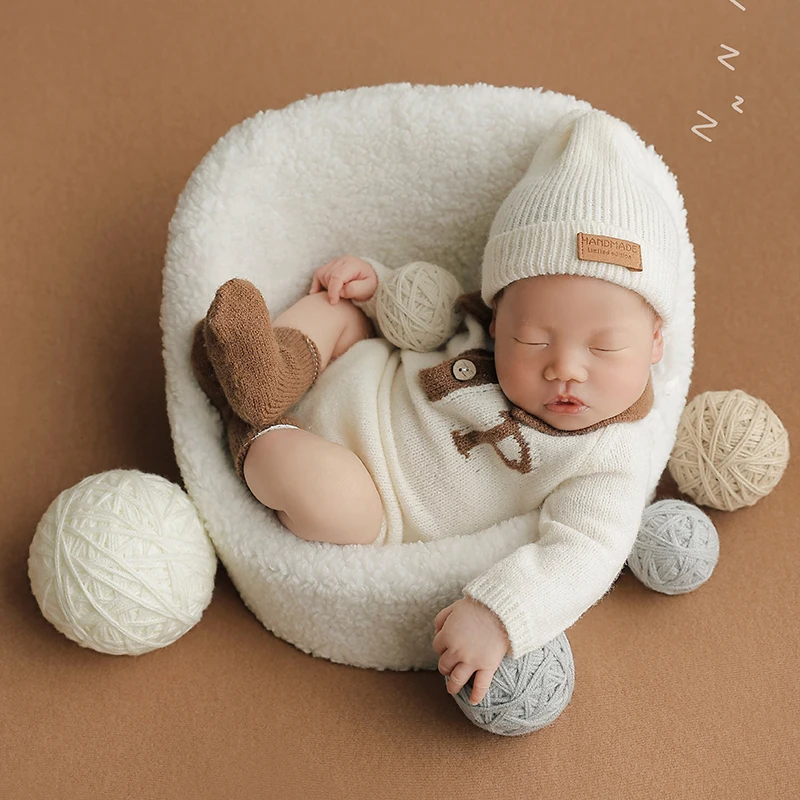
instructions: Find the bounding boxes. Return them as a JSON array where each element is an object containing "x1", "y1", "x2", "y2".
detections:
[{"x1": 489, "y1": 274, "x2": 664, "y2": 431}]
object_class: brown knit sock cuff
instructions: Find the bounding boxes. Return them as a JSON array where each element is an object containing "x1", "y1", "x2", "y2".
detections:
[
  {"x1": 303, "y1": 333, "x2": 321, "y2": 386},
  {"x1": 274, "y1": 326, "x2": 321, "y2": 388}
]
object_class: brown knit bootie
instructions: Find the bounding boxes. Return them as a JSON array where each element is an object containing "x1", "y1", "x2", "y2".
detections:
[
  {"x1": 190, "y1": 319, "x2": 302, "y2": 483},
  {"x1": 202, "y1": 278, "x2": 321, "y2": 429}
]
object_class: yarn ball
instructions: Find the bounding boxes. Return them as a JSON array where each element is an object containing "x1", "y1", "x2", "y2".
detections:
[
  {"x1": 28, "y1": 469, "x2": 217, "y2": 656},
  {"x1": 627, "y1": 499, "x2": 720, "y2": 595},
  {"x1": 376, "y1": 261, "x2": 465, "y2": 351},
  {"x1": 668, "y1": 389, "x2": 790, "y2": 511},
  {"x1": 448, "y1": 631, "x2": 575, "y2": 736}
]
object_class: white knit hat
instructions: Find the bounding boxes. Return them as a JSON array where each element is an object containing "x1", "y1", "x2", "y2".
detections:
[{"x1": 481, "y1": 108, "x2": 680, "y2": 326}]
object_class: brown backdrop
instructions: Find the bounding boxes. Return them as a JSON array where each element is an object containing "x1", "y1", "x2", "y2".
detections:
[{"x1": 2, "y1": 1, "x2": 798, "y2": 798}]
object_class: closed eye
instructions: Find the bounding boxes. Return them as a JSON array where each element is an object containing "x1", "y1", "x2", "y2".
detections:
[{"x1": 514, "y1": 339, "x2": 623, "y2": 352}]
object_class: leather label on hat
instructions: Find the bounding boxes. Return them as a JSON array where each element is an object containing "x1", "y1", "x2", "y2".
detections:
[{"x1": 577, "y1": 232, "x2": 643, "y2": 272}]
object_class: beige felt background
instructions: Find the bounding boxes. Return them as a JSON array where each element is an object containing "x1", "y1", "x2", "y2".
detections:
[{"x1": 2, "y1": 1, "x2": 798, "y2": 798}]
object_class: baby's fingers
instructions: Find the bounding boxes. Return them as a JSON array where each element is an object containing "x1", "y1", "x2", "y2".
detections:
[
  {"x1": 327, "y1": 273, "x2": 344, "y2": 303},
  {"x1": 445, "y1": 663, "x2": 472, "y2": 697},
  {"x1": 434, "y1": 603, "x2": 455, "y2": 633},
  {"x1": 469, "y1": 669, "x2": 494, "y2": 705},
  {"x1": 309, "y1": 260, "x2": 338, "y2": 294}
]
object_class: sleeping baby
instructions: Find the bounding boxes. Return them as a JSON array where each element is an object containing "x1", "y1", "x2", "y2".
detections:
[{"x1": 190, "y1": 108, "x2": 680, "y2": 704}]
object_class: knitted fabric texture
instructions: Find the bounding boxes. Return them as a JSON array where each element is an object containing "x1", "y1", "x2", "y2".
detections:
[
  {"x1": 190, "y1": 319, "x2": 302, "y2": 483},
  {"x1": 480, "y1": 108, "x2": 680, "y2": 327},
  {"x1": 202, "y1": 277, "x2": 320, "y2": 429},
  {"x1": 315, "y1": 256, "x2": 657, "y2": 657}
]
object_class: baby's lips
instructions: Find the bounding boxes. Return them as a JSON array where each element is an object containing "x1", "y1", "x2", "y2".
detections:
[{"x1": 546, "y1": 393, "x2": 585, "y2": 405}]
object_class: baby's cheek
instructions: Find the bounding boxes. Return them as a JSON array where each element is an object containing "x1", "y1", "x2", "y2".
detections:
[
  {"x1": 496, "y1": 357, "x2": 528, "y2": 402},
  {"x1": 492, "y1": 353, "x2": 511, "y2": 388},
  {"x1": 605, "y1": 363, "x2": 648, "y2": 405}
]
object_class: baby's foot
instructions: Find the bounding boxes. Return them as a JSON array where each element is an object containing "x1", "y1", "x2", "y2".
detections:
[
  {"x1": 202, "y1": 278, "x2": 320, "y2": 428},
  {"x1": 190, "y1": 319, "x2": 230, "y2": 420},
  {"x1": 190, "y1": 316, "x2": 303, "y2": 484}
]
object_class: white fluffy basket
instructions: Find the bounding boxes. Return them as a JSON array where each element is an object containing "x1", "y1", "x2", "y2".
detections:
[{"x1": 161, "y1": 82, "x2": 695, "y2": 671}]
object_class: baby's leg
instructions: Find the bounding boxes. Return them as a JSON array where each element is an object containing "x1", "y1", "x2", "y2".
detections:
[
  {"x1": 243, "y1": 426, "x2": 385, "y2": 545},
  {"x1": 202, "y1": 281, "x2": 374, "y2": 433},
  {"x1": 273, "y1": 291, "x2": 376, "y2": 371}
]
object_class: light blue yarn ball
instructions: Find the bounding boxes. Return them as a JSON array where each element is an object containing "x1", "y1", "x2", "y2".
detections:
[
  {"x1": 628, "y1": 499, "x2": 720, "y2": 595},
  {"x1": 447, "y1": 631, "x2": 575, "y2": 736}
]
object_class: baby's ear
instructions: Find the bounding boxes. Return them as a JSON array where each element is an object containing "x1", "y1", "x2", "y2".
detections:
[
  {"x1": 489, "y1": 306, "x2": 497, "y2": 338},
  {"x1": 651, "y1": 319, "x2": 664, "y2": 364}
]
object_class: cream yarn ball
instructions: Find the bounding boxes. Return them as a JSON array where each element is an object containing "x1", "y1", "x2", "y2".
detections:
[
  {"x1": 668, "y1": 389, "x2": 791, "y2": 511},
  {"x1": 28, "y1": 469, "x2": 217, "y2": 656},
  {"x1": 375, "y1": 261, "x2": 465, "y2": 351}
]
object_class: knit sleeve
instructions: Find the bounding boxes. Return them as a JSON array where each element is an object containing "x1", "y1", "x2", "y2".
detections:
[
  {"x1": 350, "y1": 256, "x2": 395, "y2": 327},
  {"x1": 461, "y1": 426, "x2": 651, "y2": 659}
]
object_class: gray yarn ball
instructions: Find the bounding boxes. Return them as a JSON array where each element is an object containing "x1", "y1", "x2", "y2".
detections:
[
  {"x1": 627, "y1": 499, "x2": 720, "y2": 595},
  {"x1": 448, "y1": 631, "x2": 575, "y2": 736}
]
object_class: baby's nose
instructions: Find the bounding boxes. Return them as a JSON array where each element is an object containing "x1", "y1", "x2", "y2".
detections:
[{"x1": 545, "y1": 351, "x2": 588, "y2": 383}]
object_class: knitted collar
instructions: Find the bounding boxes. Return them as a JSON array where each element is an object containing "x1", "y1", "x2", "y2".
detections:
[{"x1": 449, "y1": 291, "x2": 654, "y2": 436}]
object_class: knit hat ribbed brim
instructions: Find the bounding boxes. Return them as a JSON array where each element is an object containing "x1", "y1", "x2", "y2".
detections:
[{"x1": 481, "y1": 108, "x2": 680, "y2": 326}]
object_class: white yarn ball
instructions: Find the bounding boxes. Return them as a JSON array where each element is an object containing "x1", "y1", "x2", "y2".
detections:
[
  {"x1": 28, "y1": 469, "x2": 217, "y2": 656},
  {"x1": 376, "y1": 261, "x2": 465, "y2": 351}
]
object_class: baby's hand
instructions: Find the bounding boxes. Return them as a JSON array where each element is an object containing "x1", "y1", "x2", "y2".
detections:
[
  {"x1": 309, "y1": 256, "x2": 378, "y2": 304},
  {"x1": 433, "y1": 597, "x2": 511, "y2": 705}
]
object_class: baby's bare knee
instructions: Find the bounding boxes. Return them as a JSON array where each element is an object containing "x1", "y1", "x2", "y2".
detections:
[
  {"x1": 242, "y1": 428, "x2": 300, "y2": 511},
  {"x1": 291, "y1": 441, "x2": 384, "y2": 545},
  {"x1": 244, "y1": 427, "x2": 383, "y2": 545}
]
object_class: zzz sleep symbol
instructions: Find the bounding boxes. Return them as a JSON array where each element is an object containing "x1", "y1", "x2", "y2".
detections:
[
  {"x1": 691, "y1": 2, "x2": 747, "y2": 142},
  {"x1": 451, "y1": 410, "x2": 534, "y2": 474}
]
